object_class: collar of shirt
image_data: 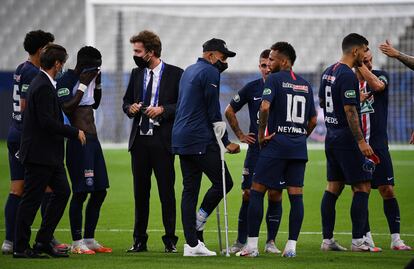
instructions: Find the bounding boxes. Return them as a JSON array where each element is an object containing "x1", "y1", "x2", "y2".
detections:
[
  {"x1": 40, "y1": 69, "x2": 57, "y2": 89},
  {"x1": 145, "y1": 59, "x2": 163, "y2": 78}
]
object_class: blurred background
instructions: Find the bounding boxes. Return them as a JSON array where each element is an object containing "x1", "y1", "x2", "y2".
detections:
[{"x1": 0, "y1": 0, "x2": 413, "y2": 144}]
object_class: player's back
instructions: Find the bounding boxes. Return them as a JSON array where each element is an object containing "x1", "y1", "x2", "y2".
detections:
[
  {"x1": 319, "y1": 62, "x2": 360, "y2": 150},
  {"x1": 261, "y1": 70, "x2": 316, "y2": 160}
]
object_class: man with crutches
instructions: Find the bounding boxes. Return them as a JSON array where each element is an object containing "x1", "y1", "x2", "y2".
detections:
[{"x1": 172, "y1": 38, "x2": 240, "y2": 256}]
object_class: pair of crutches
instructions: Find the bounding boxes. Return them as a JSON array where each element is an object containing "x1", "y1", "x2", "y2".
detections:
[{"x1": 213, "y1": 121, "x2": 230, "y2": 257}]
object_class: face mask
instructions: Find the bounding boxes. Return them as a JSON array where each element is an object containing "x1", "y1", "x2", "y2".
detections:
[
  {"x1": 133, "y1": 53, "x2": 151, "y2": 68},
  {"x1": 54, "y1": 67, "x2": 64, "y2": 80},
  {"x1": 213, "y1": 59, "x2": 228, "y2": 73}
]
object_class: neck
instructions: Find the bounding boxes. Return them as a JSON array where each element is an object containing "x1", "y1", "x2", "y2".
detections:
[
  {"x1": 28, "y1": 55, "x2": 40, "y2": 68},
  {"x1": 340, "y1": 55, "x2": 354, "y2": 69},
  {"x1": 281, "y1": 66, "x2": 291, "y2": 72},
  {"x1": 44, "y1": 68, "x2": 56, "y2": 80},
  {"x1": 149, "y1": 57, "x2": 161, "y2": 70}
]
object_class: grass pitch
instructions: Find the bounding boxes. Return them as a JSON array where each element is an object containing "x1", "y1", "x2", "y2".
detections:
[{"x1": 0, "y1": 142, "x2": 413, "y2": 268}]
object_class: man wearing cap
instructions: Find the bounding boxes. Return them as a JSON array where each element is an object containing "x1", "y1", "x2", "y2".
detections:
[{"x1": 172, "y1": 38, "x2": 240, "y2": 256}]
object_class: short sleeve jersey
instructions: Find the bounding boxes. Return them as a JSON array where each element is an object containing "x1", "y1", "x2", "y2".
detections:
[
  {"x1": 260, "y1": 70, "x2": 316, "y2": 160},
  {"x1": 318, "y1": 62, "x2": 361, "y2": 150}
]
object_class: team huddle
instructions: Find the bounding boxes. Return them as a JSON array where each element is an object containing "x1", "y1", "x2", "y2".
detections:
[{"x1": 2, "y1": 29, "x2": 412, "y2": 259}]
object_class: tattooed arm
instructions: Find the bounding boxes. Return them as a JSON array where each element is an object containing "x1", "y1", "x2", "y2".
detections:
[
  {"x1": 380, "y1": 40, "x2": 414, "y2": 70},
  {"x1": 224, "y1": 104, "x2": 256, "y2": 144},
  {"x1": 258, "y1": 100, "x2": 275, "y2": 148},
  {"x1": 344, "y1": 104, "x2": 373, "y2": 156}
]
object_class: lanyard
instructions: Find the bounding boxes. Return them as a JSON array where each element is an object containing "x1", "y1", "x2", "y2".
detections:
[{"x1": 142, "y1": 62, "x2": 164, "y2": 106}]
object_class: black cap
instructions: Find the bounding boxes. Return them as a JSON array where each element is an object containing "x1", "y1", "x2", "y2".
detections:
[{"x1": 203, "y1": 38, "x2": 236, "y2": 57}]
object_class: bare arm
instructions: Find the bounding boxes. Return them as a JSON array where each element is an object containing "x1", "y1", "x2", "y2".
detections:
[
  {"x1": 344, "y1": 104, "x2": 373, "y2": 156},
  {"x1": 357, "y1": 64, "x2": 385, "y2": 92},
  {"x1": 62, "y1": 91, "x2": 84, "y2": 114},
  {"x1": 224, "y1": 104, "x2": 255, "y2": 144},
  {"x1": 380, "y1": 39, "x2": 414, "y2": 70},
  {"x1": 258, "y1": 100, "x2": 275, "y2": 147},
  {"x1": 306, "y1": 115, "x2": 317, "y2": 137},
  {"x1": 396, "y1": 52, "x2": 414, "y2": 70}
]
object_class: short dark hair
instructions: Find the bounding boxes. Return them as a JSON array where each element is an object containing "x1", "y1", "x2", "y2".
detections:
[
  {"x1": 77, "y1": 46, "x2": 102, "y2": 67},
  {"x1": 260, "y1": 49, "x2": 270, "y2": 59},
  {"x1": 23, "y1": 30, "x2": 55, "y2": 55},
  {"x1": 40, "y1": 44, "x2": 67, "y2": 70},
  {"x1": 342, "y1": 33, "x2": 369, "y2": 53},
  {"x1": 270, "y1": 42, "x2": 296, "y2": 65},
  {"x1": 130, "y1": 30, "x2": 162, "y2": 57}
]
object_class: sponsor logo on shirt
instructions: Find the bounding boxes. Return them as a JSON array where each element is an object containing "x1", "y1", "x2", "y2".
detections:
[
  {"x1": 361, "y1": 96, "x2": 375, "y2": 114},
  {"x1": 253, "y1": 97, "x2": 262, "y2": 101},
  {"x1": 21, "y1": 84, "x2": 29, "y2": 93},
  {"x1": 233, "y1": 94, "x2": 240, "y2": 102},
  {"x1": 344, "y1": 90, "x2": 356, "y2": 98},
  {"x1": 282, "y1": 82, "x2": 309, "y2": 93},
  {"x1": 263, "y1": 88, "x2": 272, "y2": 95},
  {"x1": 378, "y1": 75, "x2": 388, "y2": 85},
  {"x1": 322, "y1": 74, "x2": 336, "y2": 82},
  {"x1": 57, "y1": 88, "x2": 70, "y2": 97},
  {"x1": 84, "y1": 169, "x2": 94, "y2": 178}
]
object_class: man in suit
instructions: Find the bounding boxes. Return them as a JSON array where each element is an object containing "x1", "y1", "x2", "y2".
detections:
[
  {"x1": 122, "y1": 30, "x2": 183, "y2": 253},
  {"x1": 13, "y1": 44, "x2": 86, "y2": 258}
]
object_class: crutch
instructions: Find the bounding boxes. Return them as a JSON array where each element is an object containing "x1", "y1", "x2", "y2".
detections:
[{"x1": 213, "y1": 121, "x2": 230, "y2": 257}]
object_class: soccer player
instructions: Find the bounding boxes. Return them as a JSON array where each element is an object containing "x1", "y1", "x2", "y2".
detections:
[
  {"x1": 356, "y1": 48, "x2": 411, "y2": 250},
  {"x1": 2, "y1": 30, "x2": 69, "y2": 254},
  {"x1": 172, "y1": 38, "x2": 240, "y2": 256},
  {"x1": 379, "y1": 40, "x2": 414, "y2": 144},
  {"x1": 56, "y1": 46, "x2": 112, "y2": 254},
  {"x1": 225, "y1": 49, "x2": 282, "y2": 254},
  {"x1": 237, "y1": 42, "x2": 317, "y2": 258},
  {"x1": 319, "y1": 33, "x2": 377, "y2": 252}
]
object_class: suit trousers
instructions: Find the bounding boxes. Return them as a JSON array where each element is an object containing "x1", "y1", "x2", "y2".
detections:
[
  {"x1": 179, "y1": 143, "x2": 233, "y2": 246},
  {"x1": 14, "y1": 163, "x2": 70, "y2": 252},
  {"x1": 130, "y1": 127, "x2": 177, "y2": 245}
]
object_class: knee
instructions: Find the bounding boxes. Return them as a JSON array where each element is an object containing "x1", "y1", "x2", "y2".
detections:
[
  {"x1": 71, "y1": 192, "x2": 88, "y2": 204},
  {"x1": 352, "y1": 182, "x2": 371, "y2": 193},
  {"x1": 91, "y1": 190, "x2": 107, "y2": 202},
  {"x1": 10, "y1": 180, "x2": 24, "y2": 196},
  {"x1": 268, "y1": 190, "x2": 282, "y2": 202},
  {"x1": 242, "y1": 189, "x2": 250, "y2": 202},
  {"x1": 224, "y1": 178, "x2": 233, "y2": 193},
  {"x1": 378, "y1": 185, "x2": 394, "y2": 199},
  {"x1": 326, "y1": 182, "x2": 345, "y2": 195}
]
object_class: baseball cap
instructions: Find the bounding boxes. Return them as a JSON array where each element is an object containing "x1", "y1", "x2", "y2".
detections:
[{"x1": 203, "y1": 38, "x2": 236, "y2": 57}]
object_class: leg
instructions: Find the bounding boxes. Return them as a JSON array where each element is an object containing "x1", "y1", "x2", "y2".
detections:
[
  {"x1": 321, "y1": 181, "x2": 344, "y2": 240},
  {"x1": 350, "y1": 181, "x2": 372, "y2": 250},
  {"x1": 35, "y1": 164, "x2": 71, "y2": 244},
  {"x1": 130, "y1": 139, "x2": 152, "y2": 244},
  {"x1": 84, "y1": 191, "x2": 107, "y2": 239},
  {"x1": 40, "y1": 187, "x2": 53, "y2": 219},
  {"x1": 180, "y1": 155, "x2": 202, "y2": 247},
  {"x1": 266, "y1": 190, "x2": 282, "y2": 243},
  {"x1": 69, "y1": 192, "x2": 88, "y2": 241},
  {"x1": 14, "y1": 164, "x2": 51, "y2": 252},
  {"x1": 4, "y1": 180, "x2": 24, "y2": 243}
]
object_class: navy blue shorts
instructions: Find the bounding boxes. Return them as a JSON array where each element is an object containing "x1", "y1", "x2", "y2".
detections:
[
  {"x1": 7, "y1": 125, "x2": 24, "y2": 180},
  {"x1": 253, "y1": 156, "x2": 306, "y2": 189},
  {"x1": 66, "y1": 134, "x2": 109, "y2": 193},
  {"x1": 241, "y1": 146, "x2": 260, "y2": 190},
  {"x1": 371, "y1": 149, "x2": 394, "y2": 189},
  {"x1": 325, "y1": 148, "x2": 372, "y2": 185}
]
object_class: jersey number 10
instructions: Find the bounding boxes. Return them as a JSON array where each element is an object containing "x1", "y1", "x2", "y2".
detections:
[{"x1": 286, "y1": 94, "x2": 306, "y2": 124}]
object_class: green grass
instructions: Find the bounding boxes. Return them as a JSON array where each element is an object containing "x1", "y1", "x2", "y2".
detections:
[{"x1": 0, "y1": 141, "x2": 413, "y2": 268}]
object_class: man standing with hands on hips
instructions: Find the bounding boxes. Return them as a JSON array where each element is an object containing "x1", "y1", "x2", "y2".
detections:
[
  {"x1": 172, "y1": 38, "x2": 240, "y2": 256},
  {"x1": 123, "y1": 30, "x2": 183, "y2": 253}
]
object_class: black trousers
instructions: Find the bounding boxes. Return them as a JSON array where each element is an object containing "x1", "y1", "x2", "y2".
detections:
[
  {"x1": 179, "y1": 143, "x2": 233, "y2": 246},
  {"x1": 130, "y1": 129, "x2": 177, "y2": 245},
  {"x1": 14, "y1": 163, "x2": 70, "y2": 252}
]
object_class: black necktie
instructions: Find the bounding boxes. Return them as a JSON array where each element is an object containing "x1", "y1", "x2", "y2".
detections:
[{"x1": 140, "y1": 70, "x2": 153, "y2": 134}]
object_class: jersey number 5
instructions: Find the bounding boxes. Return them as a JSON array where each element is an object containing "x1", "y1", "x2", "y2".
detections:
[
  {"x1": 13, "y1": 84, "x2": 21, "y2": 113},
  {"x1": 286, "y1": 94, "x2": 306, "y2": 124}
]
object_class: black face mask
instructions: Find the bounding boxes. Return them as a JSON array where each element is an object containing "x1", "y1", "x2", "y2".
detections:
[
  {"x1": 133, "y1": 55, "x2": 150, "y2": 68},
  {"x1": 213, "y1": 60, "x2": 228, "y2": 73}
]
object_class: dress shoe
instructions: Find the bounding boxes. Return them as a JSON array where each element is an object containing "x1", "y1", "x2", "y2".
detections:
[
  {"x1": 13, "y1": 248, "x2": 49, "y2": 259},
  {"x1": 165, "y1": 243, "x2": 177, "y2": 253},
  {"x1": 126, "y1": 241, "x2": 147, "y2": 253},
  {"x1": 33, "y1": 241, "x2": 69, "y2": 258}
]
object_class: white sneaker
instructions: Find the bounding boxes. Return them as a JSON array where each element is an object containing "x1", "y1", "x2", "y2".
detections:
[
  {"x1": 321, "y1": 239, "x2": 347, "y2": 251},
  {"x1": 351, "y1": 239, "x2": 382, "y2": 252},
  {"x1": 1, "y1": 240, "x2": 13, "y2": 255},
  {"x1": 71, "y1": 240, "x2": 96, "y2": 255},
  {"x1": 183, "y1": 240, "x2": 216, "y2": 256},
  {"x1": 84, "y1": 238, "x2": 112, "y2": 253},
  {"x1": 235, "y1": 246, "x2": 259, "y2": 257},
  {"x1": 391, "y1": 239, "x2": 412, "y2": 251},
  {"x1": 264, "y1": 240, "x2": 281, "y2": 254},
  {"x1": 229, "y1": 240, "x2": 245, "y2": 254}
]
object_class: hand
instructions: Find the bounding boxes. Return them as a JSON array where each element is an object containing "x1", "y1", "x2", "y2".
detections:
[
  {"x1": 410, "y1": 131, "x2": 414, "y2": 144},
  {"x1": 258, "y1": 132, "x2": 275, "y2": 148},
  {"x1": 145, "y1": 106, "x2": 164, "y2": 119},
  {"x1": 78, "y1": 130, "x2": 86, "y2": 146},
  {"x1": 79, "y1": 70, "x2": 99, "y2": 85},
  {"x1": 226, "y1": 142, "x2": 240, "y2": 154},
  {"x1": 379, "y1": 40, "x2": 400, "y2": 58},
  {"x1": 238, "y1": 132, "x2": 256, "y2": 144},
  {"x1": 128, "y1": 103, "x2": 142, "y2": 115},
  {"x1": 360, "y1": 90, "x2": 370, "y2": 103},
  {"x1": 358, "y1": 140, "x2": 374, "y2": 156}
]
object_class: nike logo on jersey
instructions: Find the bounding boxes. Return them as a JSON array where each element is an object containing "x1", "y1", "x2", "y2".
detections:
[
  {"x1": 279, "y1": 181, "x2": 285, "y2": 185},
  {"x1": 253, "y1": 97, "x2": 262, "y2": 101},
  {"x1": 387, "y1": 177, "x2": 394, "y2": 181},
  {"x1": 210, "y1": 83, "x2": 217, "y2": 88}
]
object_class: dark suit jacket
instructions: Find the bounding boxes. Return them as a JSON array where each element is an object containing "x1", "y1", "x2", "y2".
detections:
[
  {"x1": 20, "y1": 71, "x2": 78, "y2": 166},
  {"x1": 122, "y1": 62, "x2": 183, "y2": 152}
]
